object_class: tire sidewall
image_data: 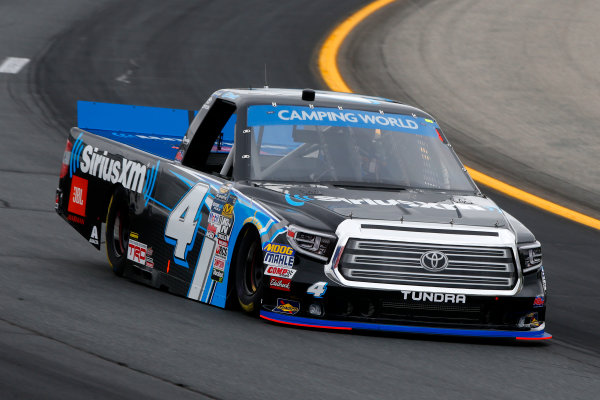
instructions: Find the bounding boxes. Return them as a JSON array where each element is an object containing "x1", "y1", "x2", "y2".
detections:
[
  {"x1": 234, "y1": 228, "x2": 264, "y2": 314},
  {"x1": 105, "y1": 189, "x2": 129, "y2": 276}
]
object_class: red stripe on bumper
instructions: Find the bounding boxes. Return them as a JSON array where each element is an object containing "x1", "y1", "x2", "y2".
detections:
[{"x1": 260, "y1": 314, "x2": 352, "y2": 330}]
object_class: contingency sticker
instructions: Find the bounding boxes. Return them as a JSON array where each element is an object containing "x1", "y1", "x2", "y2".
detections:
[
  {"x1": 127, "y1": 239, "x2": 147, "y2": 265},
  {"x1": 264, "y1": 266, "x2": 297, "y2": 279},
  {"x1": 209, "y1": 191, "x2": 237, "y2": 283},
  {"x1": 68, "y1": 176, "x2": 88, "y2": 217},
  {"x1": 269, "y1": 277, "x2": 291, "y2": 292},
  {"x1": 533, "y1": 296, "x2": 545, "y2": 308},
  {"x1": 273, "y1": 298, "x2": 300, "y2": 315},
  {"x1": 263, "y1": 242, "x2": 295, "y2": 267}
]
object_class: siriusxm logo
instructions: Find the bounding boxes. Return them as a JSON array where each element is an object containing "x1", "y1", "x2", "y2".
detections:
[
  {"x1": 286, "y1": 194, "x2": 487, "y2": 211},
  {"x1": 79, "y1": 145, "x2": 147, "y2": 194}
]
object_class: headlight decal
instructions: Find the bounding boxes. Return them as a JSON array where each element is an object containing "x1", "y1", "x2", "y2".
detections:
[
  {"x1": 518, "y1": 241, "x2": 542, "y2": 274},
  {"x1": 286, "y1": 225, "x2": 337, "y2": 261}
]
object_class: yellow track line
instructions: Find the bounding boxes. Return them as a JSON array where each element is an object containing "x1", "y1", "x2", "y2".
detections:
[{"x1": 318, "y1": 0, "x2": 600, "y2": 231}]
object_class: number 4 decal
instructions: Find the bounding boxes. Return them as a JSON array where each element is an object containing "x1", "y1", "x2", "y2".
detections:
[
  {"x1": 307, "y1": 282, "x2": 328, "y2": 298},
  {"x1": 165, "y1": 183, "x2": 210, "y2": 267}
]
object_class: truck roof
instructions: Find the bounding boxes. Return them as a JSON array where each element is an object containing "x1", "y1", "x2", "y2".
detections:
[{"x1": 212, "y1": 88, "x2": 434, "y2": 119}]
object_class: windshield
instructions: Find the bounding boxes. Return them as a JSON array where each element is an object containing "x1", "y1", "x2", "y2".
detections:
[{"x1": 246, "y1": 105, "x2": 475, "y2": 192}]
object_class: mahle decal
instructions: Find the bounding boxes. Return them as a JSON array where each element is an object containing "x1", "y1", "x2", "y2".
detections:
[{"x1": 263, "y1": 242, "x2": 295, "y2": 267}]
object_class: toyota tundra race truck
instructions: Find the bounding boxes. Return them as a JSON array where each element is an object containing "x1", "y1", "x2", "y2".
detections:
[{"x1": 55, "y1": 88, "x2": 550, "y2": 340}]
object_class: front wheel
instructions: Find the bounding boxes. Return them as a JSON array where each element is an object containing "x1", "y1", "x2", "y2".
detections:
[
  {"x1": 234, "y1": 229, "x2": 264, "y2": 314},
  {"x1": 105, "y1": 190, "x2": 130, "y2": 276}
]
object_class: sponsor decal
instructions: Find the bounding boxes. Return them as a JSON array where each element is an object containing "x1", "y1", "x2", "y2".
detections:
[
  {"x1": 277, "y1": 109, "x2": 417, "y2": 129},
  {"x1": 211, "y1": 201, "x2": 223, "y2": 214},
  {"x1": 127, "y1": 239, "x2": 147, "y2": 264},
  {"x1": 215, "y1": 241, "x2": 228, "y2": 258},
  {"x1": 264, "y1": 266, "x2": 297, "y2": 279},
  {"x1": 263, "y1": 242, "x2": 295, "y2": 267},
  {"x1": 207, "y1": 221, "x2": 217, "y2": 239},
  {"x1": 129, "y1": 232, "x2": 139, "y2": 240},
  {"x1": 78, "y1": 145, "x2": 148, "y2": 194},
  {"x1": 89, "y1": 226, "x2": 99, "y2": 245},
  {"x1": 222, "y1": 203, "x2": 234, "y2": 218},
  {"x1": 401, "y1": 291, "x2": 466, "y2": 304},
  {"x1": 175, "y1": 150, "x2": 184, "y2": 161},
  {"x1": 215, "y1": 185, "x2": 230, "y2": 201},
  {"x1": 273, "y1": 298, "x2": 300, "y2": 315},
  {"x1": 211, "y1": 256, "x2": 226, "y2": 283},
  {"x1": 269, "y1": 277, "x2": 291, "y2": 291},
  {"x1": 217, "y1": 218, "x2": 232, "y2": 240},
  {"x1": 207, "y1": 213, "x2": 233, "y2": 241},
  {"x1": 206, "y1": 194, "x2": 236, "y2": 243},
  {"x1": 533, "y1": 296, "x2": 545, "y2": 308},
  {"x1": 146, "y1": 247, "x2": 153, "y2": 257},
  {"x1": 276, "y1": 191, "x2": 491, "y2": 211},
  {"x1": 145, "y1": 257, "x2": 154, "y2": 268},
  {"x1": 541, "y1": 267, "x2": 547, "y2": 292},
  {"x1": 67, "y1": 214, "x2": 85, "y2": 224},
  {"x1": 68, "y1": 176, "x2": 88, "y2": 217},
  {"x1": 519, "y1": 312, "x2": 541, "y2": 328},
  {"x1": 248, "y1": 105, "x2": 422, "y2": 133},
  {"x1": 311, "y1": 196, "x2": 487, "y2": 211}
]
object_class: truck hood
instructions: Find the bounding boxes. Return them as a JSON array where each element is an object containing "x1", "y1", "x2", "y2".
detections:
[{"x1": 248, "y1": 183, "x2": 507, "y2": 230}]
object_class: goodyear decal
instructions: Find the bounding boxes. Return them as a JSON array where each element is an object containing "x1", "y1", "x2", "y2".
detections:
[{"x1": 263, "y1": 242, "x2": 294, "y2": 267}]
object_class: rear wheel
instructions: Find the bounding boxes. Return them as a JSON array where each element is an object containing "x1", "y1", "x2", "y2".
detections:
[
  {"x1": 235, "y1": 229, "x2": 264, "y2": 313},
  {"x1": 105, "y1": 190, "x2": 130, "y2": 276}
]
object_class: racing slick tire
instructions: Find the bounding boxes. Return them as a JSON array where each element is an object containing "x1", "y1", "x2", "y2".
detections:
[
  {"x1": 105, "y1": 189, "x2": 130, "y2": 277},
  {"x1": 234, "y1": 228, "x2": 264, "y2": 314}
]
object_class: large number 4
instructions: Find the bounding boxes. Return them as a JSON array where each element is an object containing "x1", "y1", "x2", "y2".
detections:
[{"x1": 165, "y1": 183, "x2": 210, "y2": 263}]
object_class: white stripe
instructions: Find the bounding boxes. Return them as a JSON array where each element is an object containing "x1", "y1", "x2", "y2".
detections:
[
  {"x1": 188, "y1": 237, "x2": 216, "y2": 301},
  {"x1": 0, "y1": 57, "x2": 30, "y2": 74}
]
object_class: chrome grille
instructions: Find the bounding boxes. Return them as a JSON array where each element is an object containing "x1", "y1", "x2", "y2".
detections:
[{"x1": 338, "y1": 239, "x2": 517, "y2": 290}]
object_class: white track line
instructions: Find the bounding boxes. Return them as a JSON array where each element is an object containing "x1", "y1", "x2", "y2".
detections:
[{"x1": 0, "y1": 57, "x2": 30, "y2": 74}]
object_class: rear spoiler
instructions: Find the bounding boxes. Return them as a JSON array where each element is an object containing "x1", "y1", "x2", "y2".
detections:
[{"x1": 77, "y1": 101, "x2": 197, "y2": 159}]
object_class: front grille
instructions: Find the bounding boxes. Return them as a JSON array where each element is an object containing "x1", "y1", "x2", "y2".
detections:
[
  {"x1": 381, "y1": 301, "x2": 482, "y2": 313},
  {"x1": 338, "y1": 239, "x2": 517, "y2": 290}
]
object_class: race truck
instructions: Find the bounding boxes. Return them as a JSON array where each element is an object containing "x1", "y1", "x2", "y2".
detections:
[{"x1": 55, "y1": 88, "x2": 550, "y2": 340}]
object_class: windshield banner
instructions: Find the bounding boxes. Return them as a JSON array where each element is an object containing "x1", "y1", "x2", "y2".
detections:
[{"x1": 247, "y1": 105, "x2": 438, "y2": 136}]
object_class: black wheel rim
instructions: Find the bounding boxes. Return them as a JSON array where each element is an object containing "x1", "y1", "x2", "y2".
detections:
[
  {"x1": 112, "y1": 208, "x2": 128, "y2": 257},
  {"x1": 243, "y1": 241, "x2": 263, "y2": 295}
]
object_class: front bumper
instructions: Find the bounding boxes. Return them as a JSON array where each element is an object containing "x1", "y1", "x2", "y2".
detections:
[
  {"x1": 259, "y1": 310, "x2": 551, "y2": 340},
  {"x1": 262, "y1": 221, "x2": 550, "y2": 340},
  {"x1": 261, "y1": 268, "x2": 549, "y2": 340}
]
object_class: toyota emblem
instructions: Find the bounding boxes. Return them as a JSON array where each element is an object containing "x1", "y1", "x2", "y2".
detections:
[{"x1": 420, "y1": 251, "x2": 449, "y2": 272}]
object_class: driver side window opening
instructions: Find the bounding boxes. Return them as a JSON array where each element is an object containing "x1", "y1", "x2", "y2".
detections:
[{"x1": 182, "y1": 99, "x2": 236, "y2": 177}]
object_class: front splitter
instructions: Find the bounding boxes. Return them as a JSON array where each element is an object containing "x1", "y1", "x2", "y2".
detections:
[{"x1": 260, "y1": 311, "x2": 552, "y2": 340}]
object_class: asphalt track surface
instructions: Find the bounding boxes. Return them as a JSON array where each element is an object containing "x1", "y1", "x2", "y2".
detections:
[{"x1": 0, "y1": 1, "x2": 598, "y2": 399}]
